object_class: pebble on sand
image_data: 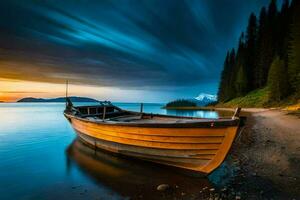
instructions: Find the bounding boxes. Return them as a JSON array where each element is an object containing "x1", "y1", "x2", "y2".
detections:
[{"x1": 157, "y1": 184, "x2": 170, "y2": 191}]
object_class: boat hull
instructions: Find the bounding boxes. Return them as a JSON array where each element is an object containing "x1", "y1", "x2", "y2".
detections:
[{"x1": 67, "y1": 116, "x2": 239, "y2": 174}]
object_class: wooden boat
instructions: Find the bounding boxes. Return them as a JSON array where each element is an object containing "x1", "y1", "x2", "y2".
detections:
[{"x1": 64, "y1": 98, "x2": 243, "y2": 175}]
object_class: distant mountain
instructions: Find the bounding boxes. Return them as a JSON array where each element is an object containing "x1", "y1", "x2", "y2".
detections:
[
  {"x1": 195, "y1": 93, "x2": 217, "y2": 102},
  {"x1": 17, "y1": 96, "x2": 99, "y2": 103},
  {"x1": 189, "y1": 93, "x2": 217, "y2": 106}
]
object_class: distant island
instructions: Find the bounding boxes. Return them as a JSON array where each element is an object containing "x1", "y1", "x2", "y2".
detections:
[
  {"x1": 17, "y1": 96, "x2": 99, "y2": 103},
  {"x1": 164, "y1": 93, "x2": 217, "y2": 110},
  {"x1": 165, "y1": 99, "x2": 197, "y2": 108}
]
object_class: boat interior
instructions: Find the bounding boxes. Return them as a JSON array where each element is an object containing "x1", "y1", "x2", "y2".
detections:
[
  {"x1": 64, "y1": 97, "x2": 242, "y2": 124},
  {"x1": 68, "y1": 103, "x2": 231, "y2": 124}
]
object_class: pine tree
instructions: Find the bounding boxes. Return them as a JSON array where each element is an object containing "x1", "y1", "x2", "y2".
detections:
[
  {"x1": 235, "y1": 33, "x2": 248, "y2": 95},
  {"x1": 245, "y1": 13, "x2": 257, "y2": 90},
  {"x1": 268, "y1": 57, "x2": 289, "y2": 101},
  {"x1": 217, "y1": 49, "x2": 236, "y2": 102},
  {"x1": 218, "y1": 52, "x2": 230, "y2": 102},
  {"x1": 263, "y1": 0, "x2": 279, "y2": 86},
  {"x1": 278, "y1": 0, "x2": 290, "y2": 59},
  {"x1": 235, "y1": 64, "x2": 248, "y2": 96},
  {"x1": 268, "y1": 0, "x2": 278, "y2": 51},
  {"x1": 256, "y1": 7, "x2": 268, "y2": 88},
  {"x1": 288, "y1": 0, "x2": 300, "y2": 94},
  {"x1": 244, "y1": 13, "x2": 257, "y2": 90},
  {"x1": 227, "y1": 49, "x2": 237, "y2": 99}
]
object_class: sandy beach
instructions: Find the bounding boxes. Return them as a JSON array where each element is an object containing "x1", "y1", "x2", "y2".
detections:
[
  {"x1": 225, "y1": 108, "x2": 300, "y2": 199},
  {"x1": 168, "y1": 108, "x2": 300, "y2": 200}
]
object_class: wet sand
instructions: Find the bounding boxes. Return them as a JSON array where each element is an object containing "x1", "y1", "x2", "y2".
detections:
[{"x1": 226, "y1": 109, "x2": 300, "y2": 199}]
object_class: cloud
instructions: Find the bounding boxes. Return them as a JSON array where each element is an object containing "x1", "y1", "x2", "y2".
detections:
[{"x1": 0, "y1": 0, "x2": 271, "y2": 93}]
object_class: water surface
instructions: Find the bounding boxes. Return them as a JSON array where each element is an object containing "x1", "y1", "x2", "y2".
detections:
[{"x1": 0, "y1": 103, "x2": 233, "y2": 200}]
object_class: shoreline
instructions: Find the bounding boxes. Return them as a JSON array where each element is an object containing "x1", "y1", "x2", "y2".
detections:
[
  {"x1": 222, "y1": 109, "x2": 300, "y2": 199},
  {"x1": 159, "y1": 107, "x2": 300, "y2": 199},
  {"x1": 163, "y1": 105, "x2": 299, "y2": 114},
  {"x1": 163, "y1": 106, "x2": 270, "y2": 113}
]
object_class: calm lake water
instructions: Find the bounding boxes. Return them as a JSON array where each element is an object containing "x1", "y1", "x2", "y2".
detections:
[{"x1": 0, "y1": 103, "x2": 235, "y2": 200}]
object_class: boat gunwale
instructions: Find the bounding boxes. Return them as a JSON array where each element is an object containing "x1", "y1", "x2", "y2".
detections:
[
  {"x1": 64, "y1": 111, "x2": 240, "y2": 128},
  {"x1": 73, "y1": 104, "x2": 231, "y2": 120}
]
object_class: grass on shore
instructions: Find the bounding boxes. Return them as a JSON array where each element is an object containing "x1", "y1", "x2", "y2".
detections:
[
  {"x1": 217, "y1": 88, "x2": 269, "y2": 108},
  {"x1": 216, "y1": 87, "x2": 300, "y2": 109}
]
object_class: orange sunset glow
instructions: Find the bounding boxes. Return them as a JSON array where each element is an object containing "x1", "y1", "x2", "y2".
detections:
[
  {"x1": 0, "y1": 79, "x2": 61, "y2": 102},
  {"x1": 0, "y1": 78, "x2": 107, "y2": 102},
  {"x1": 0, "y1": 78, "x2": 172, "y2": 103}
]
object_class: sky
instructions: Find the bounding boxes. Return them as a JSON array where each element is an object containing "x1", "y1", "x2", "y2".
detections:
[{"x1": 0, "y1": 0, "x2": 276, "y2": 102}]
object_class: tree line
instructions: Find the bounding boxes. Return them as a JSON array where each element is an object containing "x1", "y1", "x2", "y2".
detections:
[
  {"x1": 218, "y1": 0, "x2": 300, "y2": 102},
  {"x1": 166, "y1": 99, "x2": 196, "y2": 107}
]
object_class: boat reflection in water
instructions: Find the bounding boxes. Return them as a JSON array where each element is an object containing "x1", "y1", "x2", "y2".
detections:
[{"x1": 66, "y1": 138, "x2": 216, "y2": 199}]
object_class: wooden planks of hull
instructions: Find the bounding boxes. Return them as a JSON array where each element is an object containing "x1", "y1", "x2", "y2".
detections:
[
  {"x1": 74, "y1": 126, "x2": 222, "y2": 150},
  {"x1": 67, "y1": 114, "x2": 239, "y2": 174},
  {"x1": 74, "y1": 122, "x2": 224, "y2": 142},
  {"x1": 72, "y1": 118, "x2": 227, "y2": 136},
  {"x1": 77, "y1": 132, "x2": 211, "y2": 171},
  {"x1": 77, "y1": 131, "x2": 218, "y2": 157},
  {"x1": 73, "y1": 122, "x2": 224, "y2": 144}
]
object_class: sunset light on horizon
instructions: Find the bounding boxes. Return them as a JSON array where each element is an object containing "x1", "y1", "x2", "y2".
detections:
[{"x1": 0, "y1": 78, "x2": 179, "y2": 103}]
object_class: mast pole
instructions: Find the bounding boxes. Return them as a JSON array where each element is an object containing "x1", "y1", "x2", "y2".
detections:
[{"x1": 65, "y1": 80, "x2": 68, "y2": 107}]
